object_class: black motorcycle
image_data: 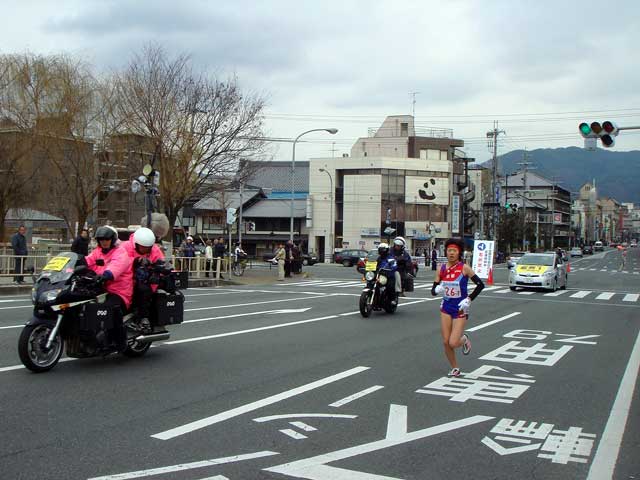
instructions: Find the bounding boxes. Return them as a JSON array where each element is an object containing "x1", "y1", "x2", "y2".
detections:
[
  {"x1": 359, "y1": 257, "x2": 399, "y2": 317},
  {"x1": 18, "y1": 252, "x2": 184, "y2": 373}
]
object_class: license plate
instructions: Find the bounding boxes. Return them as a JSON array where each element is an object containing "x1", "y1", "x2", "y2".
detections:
[
  {"x1": 43, "y1": 256, "x2": 70, "y2": 272},
  {"x1": 524, "y1": 277, "x2": 533, "y2": 284}
]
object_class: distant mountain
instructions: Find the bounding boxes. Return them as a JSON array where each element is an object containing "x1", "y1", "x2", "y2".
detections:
[{"x1": 482, "y1": 147, "x2": 640, "y2": 204}]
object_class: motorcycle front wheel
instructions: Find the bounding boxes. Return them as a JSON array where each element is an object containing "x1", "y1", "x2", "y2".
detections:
[
  {"x1": 359, "y1": 291, "x2": 373, "y2": 317},
  {"x1": 18, "y1": 325, "x2": 64, "y2": 373}
]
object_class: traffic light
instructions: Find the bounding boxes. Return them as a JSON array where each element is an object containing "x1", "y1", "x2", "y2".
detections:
[
  {"x1": 579, "y1": 121, "x2": 619, "y2": 148},
  {"x1": 504, "y1": 202, "x2": 519, "y2": 213},
  {"x1": 226, "y1": 207, "x2": 237, "y2": 224}
]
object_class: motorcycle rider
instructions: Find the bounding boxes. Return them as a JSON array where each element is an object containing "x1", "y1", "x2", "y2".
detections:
[
  {"x1": 375, "y1": 242, "x2": 401, "y2": 302},
  {"x1": 122, "y1": 227, "x2": 164, "y2": 332},
  {"x1": 392, "y1": 236, "x2": 412, "y2": 297},
  {"x1": 85, "y1": 226, "x2": 134, "y2": 349}
]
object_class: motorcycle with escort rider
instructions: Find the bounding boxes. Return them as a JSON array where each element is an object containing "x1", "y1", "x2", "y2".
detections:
[
  {"x1": 18, "y1": 165, "x2": 185, "y2": 373},
  {"x1": 358, "y1": 242, "x2": 398, "y2": 317}
]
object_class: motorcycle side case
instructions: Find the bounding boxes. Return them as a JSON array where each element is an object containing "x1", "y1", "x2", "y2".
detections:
[
  {"x1": 152, "y1": 291, "x2": 184, "y2": 326},
  {"x1": 82, "y1": 304, "x2": 116, "y2": 332}
]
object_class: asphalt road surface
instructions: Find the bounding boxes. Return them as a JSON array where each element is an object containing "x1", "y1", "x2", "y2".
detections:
[{"x1": 1, "y1": 248, "x2": 638, "y2": 479}]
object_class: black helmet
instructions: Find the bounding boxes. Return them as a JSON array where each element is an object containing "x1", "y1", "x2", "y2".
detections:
[
  {"x1": 378, "y1": 242, "x2": 390, "y2": 256},
  {"x1": 444, "y1": 237, "x2": 465, "y2": 259},
  {"x1": 95, "y1": 226, "x2": 118, "y2": 247}
]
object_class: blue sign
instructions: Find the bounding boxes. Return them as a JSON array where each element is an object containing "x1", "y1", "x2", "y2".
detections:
[{"x1": 478, "y1": 243, "x2": 486, "y2": 251}]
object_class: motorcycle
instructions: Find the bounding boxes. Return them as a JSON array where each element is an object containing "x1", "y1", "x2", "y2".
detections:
[
  {"x1": 359, "y1": 256, "x2": 399, "y2": 317},
  {"x1": 18, "y1": 252, "x2": 184, "y2": 373}
]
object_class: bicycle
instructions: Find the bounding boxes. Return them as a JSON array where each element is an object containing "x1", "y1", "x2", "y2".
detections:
[{"x1": 231, "y1": 258, "x2": 247, "y2": 276}]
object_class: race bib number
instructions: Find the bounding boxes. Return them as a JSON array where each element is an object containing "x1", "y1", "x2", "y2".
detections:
[
  {"x1": 43, "y1": 256, "x2": 70, "y2": 272},
  {"x1": 441, "y1": 281, "x2": 461, "y2": 299}
]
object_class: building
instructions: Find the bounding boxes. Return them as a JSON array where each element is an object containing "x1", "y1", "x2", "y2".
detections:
[{"x1": 307, "y1": 115, "x2": 466, "y2": 260}]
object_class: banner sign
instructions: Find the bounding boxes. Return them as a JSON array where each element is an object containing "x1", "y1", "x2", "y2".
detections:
[
  {"x1": 472, "y1": 240, "x2": 495, "y2": 279},
  {"x1": 452, "y1": 194, "x2": 460, "y2": 234}
]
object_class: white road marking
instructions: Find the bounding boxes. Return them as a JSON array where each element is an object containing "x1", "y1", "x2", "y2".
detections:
[
  {"x1": 254, "y1": 413, "x2": 357, "y2": 423},
  {"x1": 596, "y1": 292, "x2": 615, "y2": 300},
  {"x1": 570, "y1": 291, "x2": 591, "y2": 298},
  {"x1": 587, "y1": 329, "x2": 640, "y2": 480},
  {"x1": 279, "y1": 428, "x2": 307, "y2": 440},
  {"x1": 275, "y1": 280, "x2": 326, "y2": 286},
  {"x1": 622, "y1": 294, "x2": 639, "y2": 302},
  {"x1": 335, "y1": 281, "x2": 367, "y2": 288},
  {"x1": 0, "y1": 324, "x2": 23, "y2": 330},
  {"x1": 0, "y1": 299, "x2": 31, "y2": 303},
  {"x1": 290, "y1": 421, "x2": 317, "y2": 432},
  {"x1": 88, "y1": 451, "x2": 278, "y2": 480},
  {"x1": 590, "y1": 268, "x2": 597, "y2": 271},
  {"x1": 482, "y1": 286, "x2": 503, "y2": 291},
  {"x1": 517, "y1": 291, "x2": 536, "y2": 295},
  {"x1": 184, "y1": 295, "x2": 333, "y2": 312},
  {"x1": 182, "y1": 308, "x2": 312, "y2": 325},
  {"x1": 544, "y1": 290, "x2": 568, "y2": 297},
  {"x1": 494, "y1": 289, "x2": 512, "y2": 293},
  {"x1": 151, "y1": 366, "x2": 370, "y2": 440},
  {"x1": 263, "y1": 411, "x2": 494, "y2": 479},
  {"x1": 466, "y1": 312, "x2": 521, "y2": 332},
  {"x1": 0, "y1": 304, "x2": 32, "y2": 310},
  {"x1": 329, "y1": 385, "x2": 385, "y2": 407}
]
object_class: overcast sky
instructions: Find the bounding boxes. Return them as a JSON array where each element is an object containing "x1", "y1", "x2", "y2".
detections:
[{"x1": 3, "y1": 0, "x2": 640, "y2": 163}]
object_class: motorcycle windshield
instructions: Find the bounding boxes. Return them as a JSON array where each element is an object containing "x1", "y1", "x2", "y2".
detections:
[{"x1": 38, "y1": 252, "x2": 83, "y2": 284}]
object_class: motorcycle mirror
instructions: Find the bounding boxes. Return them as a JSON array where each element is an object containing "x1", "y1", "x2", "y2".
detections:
[{"x1": 131, "y1": 179, "x2": 141, "y2": 193}]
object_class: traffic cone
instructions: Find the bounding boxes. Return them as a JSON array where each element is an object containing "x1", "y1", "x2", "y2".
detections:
[
  {"x1": 487, "y1": 267, "x2": 494, "y2": 286},
  {"x1": 567, "y1": 262, "x2": 571, "y2": 273}
]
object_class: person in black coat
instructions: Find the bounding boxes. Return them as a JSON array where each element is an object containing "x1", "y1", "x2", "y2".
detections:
[
  {"x1": 71, "y1": 229, "x2": 90, "y2": 256},
  {"x1": 11, "y1": 225, "x2": 28, "y2": 284}
]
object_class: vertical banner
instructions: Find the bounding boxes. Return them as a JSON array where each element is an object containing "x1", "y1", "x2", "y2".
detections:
[
  {"x1": 472, "y1": 240, "x2": 495, "y2": 279},
  {"x1": 451, "y1": 194, "x2": 460, "y2": 234}
]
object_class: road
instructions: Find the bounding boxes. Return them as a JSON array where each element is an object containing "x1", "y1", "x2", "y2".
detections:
[{"x1": 0, "y1": 248, "x2": 638, "y2": 479}]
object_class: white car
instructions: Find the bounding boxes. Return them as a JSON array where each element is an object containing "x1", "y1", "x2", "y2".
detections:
[{"x1": 509, "y1": 253, "x2": 567, "y2": 292}]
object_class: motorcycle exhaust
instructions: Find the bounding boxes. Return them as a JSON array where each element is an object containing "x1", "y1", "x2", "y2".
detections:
[{"x1": 134, "y1": 332, "x2": 171, "y2": 343}]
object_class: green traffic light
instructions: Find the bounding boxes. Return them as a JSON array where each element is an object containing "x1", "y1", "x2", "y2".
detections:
[{"x1": 579, "y1": 123, "x2": 592, "y2": 136}]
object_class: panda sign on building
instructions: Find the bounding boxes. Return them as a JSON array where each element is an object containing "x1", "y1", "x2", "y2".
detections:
[{"x1": 405, "y1": 176, "x2": 449, "y2": 205}]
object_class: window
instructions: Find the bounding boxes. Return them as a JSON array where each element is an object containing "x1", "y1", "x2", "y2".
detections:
[
  {"x1": 203, "y1": 215, "x2": 223, "y2": 230},
  {"x1": 400, "y1": 123, "x2": 408, "y2": 136}
]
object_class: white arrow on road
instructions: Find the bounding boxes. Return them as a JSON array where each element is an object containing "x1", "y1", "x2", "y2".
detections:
[{"x1": 183, "y1": 308, "x2": 312, "y2": 325}]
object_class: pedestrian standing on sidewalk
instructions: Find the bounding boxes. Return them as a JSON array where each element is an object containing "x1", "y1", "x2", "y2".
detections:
[
  {"x1": 431, "y1": 237, "x2": 485, "y2": 378},
  {"x1": 431, "y1": 246, "x2": 438, "y2": 271},
  {"x1": 273, "y1": 243, "x2": 286, "y2": 281},
  {"x1": 11, "y1": 225, "x2": 28, "y2": 284},
  {"x1": 214, "y1": 237, "x2": 226, "y2": 279},
  {"x1": 205, "y1": 239, "x2": 213, "y2": 278},
  {"x1": 71, "y1": 228, "x2": 90, "y2": 256}
]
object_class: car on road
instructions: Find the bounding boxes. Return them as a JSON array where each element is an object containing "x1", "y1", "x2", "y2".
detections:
[
  {"x1": 334, "y1": 249, "x2": 368, "y2": 267},
  {"x1": 594, "y1": 241, "x2": 604, "y2": 252},
  {"x1": 507, "y1": 251, "x2": 526, "y2": 269},
  {"x1": 570, "y1": 247, "x2": 583, "y2": 257},
  {"x1": 508, "y1": 252, "x2": 567, "y2": 292},
  {"x1": 356, "y1": 249, "x2": 419, "y2": 276},
  {"x1": 582, "y1": 245, "x2": 593, "y2": 255},
  {"x1": 262, "y1": 250, "x2": 318, "y2": 266}
]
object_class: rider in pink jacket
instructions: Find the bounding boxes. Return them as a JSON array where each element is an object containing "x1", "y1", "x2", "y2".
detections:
[{"x1": 85, "y1": 227, "x2": 134, "y2": 308}]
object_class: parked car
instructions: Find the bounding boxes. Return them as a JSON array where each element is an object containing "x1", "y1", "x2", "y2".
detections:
[
  {"x1": 569, "y1": 247, "x2": 583, "y2": 257},
  {"x1": 594, "y1": 241, "x2": 604, "y2": 252},
  {"x1": 356, "y1": 249, "x2": 419, "y2": 276},
  {"x1": 334, "y1": 249, "x2": 369, "y2": 267},
  {"x1": 582, "y1": 245, "x2": 593, "y2": 255},
  {"x1": 508, "y1": 252, "x2": 567, "y2": 291}
]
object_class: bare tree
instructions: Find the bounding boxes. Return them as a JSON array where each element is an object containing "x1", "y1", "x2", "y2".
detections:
[
  {"x1": 0, "y1": 53, "x2": 121, "y2": 238},
  {"x1": 113, "y1": 44, "x2": 268, "y2": 234}
]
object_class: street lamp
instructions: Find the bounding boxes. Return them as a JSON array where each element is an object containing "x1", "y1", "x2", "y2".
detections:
[
  {"x1": 319, "y1": 168, "x2": 333, "y2": 263},
  {"x1": 290, "y1": 128, "x2": 338, "y2": 242}
]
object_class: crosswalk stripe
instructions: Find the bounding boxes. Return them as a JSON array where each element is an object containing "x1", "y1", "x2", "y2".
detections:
[
  {"x1": 544, "y1": 290, "x2": 568, "y2": 297},
  {"x1": 622, "y1": 294, "x2": 639, "y2": 302},
  {"x1": 596, "y1": 292, "x2": 615, "y2": 300},
  {"x1": 482, "y1": 286, "x2": 502, "y2": 291},
  {"x1": 517, "y1": 291, "x2": 536, "y2": 295},
  {"x1": 276, "y1": 280, "x2": 325, "y2": 286},
  {"x1": 335, "y1": 281, "x2": 367, "y2": 288},
  {"x1": 313, "y1": 281, "x2": 357, "y2": 287},
  {"x1": 494, "y1": 289, "x2": 512, "y2": 293},
  {"x1": 413, "y1": 284, "x2": 431, "y2": 289},
  {"x1": 600, "y1": 269, "x2": 608, "y2": 272},
  {"x1": 589, "y1": 268, "x2": 597, "y2": 271},
  {"x1": 570, "y1": 291, "x2": 591, "y2": 298}
]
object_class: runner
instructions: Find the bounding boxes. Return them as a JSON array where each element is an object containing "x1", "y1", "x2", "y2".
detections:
[{"x1": 431, "y1": 237, "x2": 485, "y2": 377}]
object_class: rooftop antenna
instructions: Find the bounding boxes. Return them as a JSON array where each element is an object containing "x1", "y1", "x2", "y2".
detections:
[{"x1": 409, "y1": 92, "x2": 420, "y2": 118}]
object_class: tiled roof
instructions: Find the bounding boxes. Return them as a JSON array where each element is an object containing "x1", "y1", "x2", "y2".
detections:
[
  {"x1": 242, "y1": 198, "x2": 307, "y2": 218},
  {"x1": 5, "y1": 208, "x2": 65, "y2": 221},
  {"x1": 243, "y1": 161, "x2": 309, "y2": 192}
]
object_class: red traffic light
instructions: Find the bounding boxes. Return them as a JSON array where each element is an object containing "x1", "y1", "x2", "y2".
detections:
[{"x1": 602, "y1": 120, "x2": 618, "y2": 135}]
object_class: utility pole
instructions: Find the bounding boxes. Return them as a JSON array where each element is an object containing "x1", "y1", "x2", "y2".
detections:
[
  {"x1": 487, "y1": 122, "x2": 505, "y2": 242},
  {"x1": 517, "y1": 152, "x2": 534, "y2": 251},
  {"x1": 238, "y1": 181, "x2": 243, "y2": 245},
  {"x1": 410, "y1": 92, "x2": 420, "y2": 118}
]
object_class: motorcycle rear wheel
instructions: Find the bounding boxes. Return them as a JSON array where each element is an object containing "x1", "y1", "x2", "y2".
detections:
[
  {"x1": 383, "y1": 295, "x2": 398, "y2": 314},
  {"x1": 18, "y1": 325, "x2": 64, "y2": 373},
  {"x1": 122, "y1": 338, "x2": 151, "y2": 357},
  {"x1": 359, "y1": 291, "x2": 373, "y2": 317}
]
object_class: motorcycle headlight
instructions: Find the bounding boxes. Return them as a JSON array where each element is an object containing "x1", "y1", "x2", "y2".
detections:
[
  {"x1": 31, "y1": 287, "x2": 37, "y2": 303},
  {"x1": 41, "y1": 289, "x2": 62, "y2": 303},
  {"x1": 378, "y1": 275, "x2": 388, "y2": 285},
  {"x1": 365, "y1": 271, "x2": 375, "y2": 281}
]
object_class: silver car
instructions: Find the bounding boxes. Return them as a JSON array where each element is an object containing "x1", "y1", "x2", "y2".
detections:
[{"x1": 509, "y1": 253, "x2": 567, "y2": 292}]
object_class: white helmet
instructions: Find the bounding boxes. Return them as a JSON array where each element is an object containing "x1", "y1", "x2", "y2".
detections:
[
  {"x1": 393, "y1": 236, "x2": 406, "y2": 248},
  {"x1": 133, "y1": 227, "x2": 156, "y2": 247}
]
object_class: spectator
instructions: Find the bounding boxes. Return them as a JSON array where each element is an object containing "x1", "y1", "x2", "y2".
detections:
[
  {"x1": 11, "y1": 225, "x2": 28, "y2": 284},
  {"x1": 292, "y1": 242, "x2": 301, "y2": 274},
  {"x1": 284, "y1": 240, "x2": 293, "y2": 278},
  {"x1": 214, "y1": 237, "x2": 226, "y2": 279},
  {"x1": 181, "y1": 236, "x2": 196, "y2": 270},
  {"x1": 205, "y1": 239, "x2": 213, "y2": 278},
  {"x1": 431, "y1": 246, "x2": 438, "y2": 271},
  {"x1": 71, "y1": 228, "x2": 90, "y2": 256},
  {"x1": 273, "y1": 243, "x2": 286, "y2": 281}
]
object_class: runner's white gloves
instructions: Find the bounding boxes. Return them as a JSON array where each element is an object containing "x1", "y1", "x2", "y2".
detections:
[
  {"x1": 458, "y1": 297, "x2": 471, "y2": 313},
  {"x1": 434, "y1": 285, "x2": 445, "y2": 295}
]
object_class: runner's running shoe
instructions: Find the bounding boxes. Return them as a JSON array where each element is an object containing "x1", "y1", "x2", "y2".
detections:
[
  {"x1": 447, "y1": 367, "x2": 461, "y2": 377},
  {"x1": 461, "y1": 333, "x2": 471, "y2": 355}
]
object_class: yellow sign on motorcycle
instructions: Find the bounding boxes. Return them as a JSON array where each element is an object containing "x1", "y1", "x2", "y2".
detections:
[
  {"x1": 365, "y1": 260, "x2": 377, "y2": 272},
  {"x1": 43, "y1": 256, "x2": 70, "y2": 272}
]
